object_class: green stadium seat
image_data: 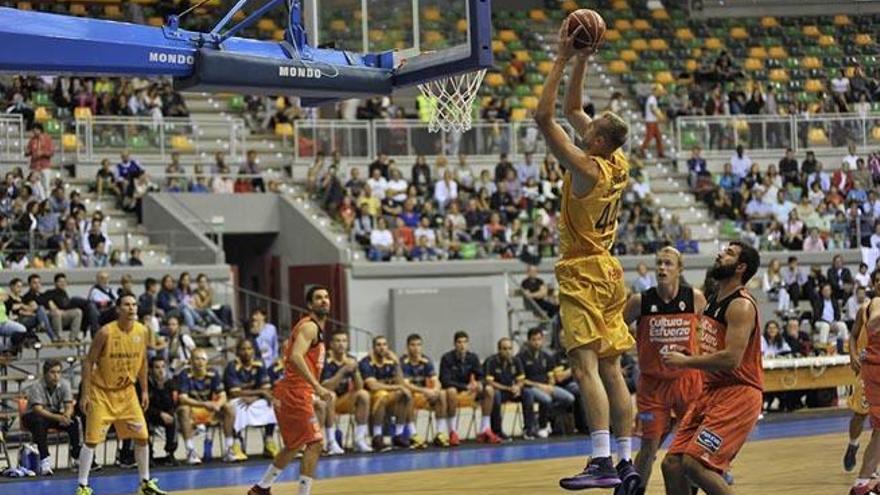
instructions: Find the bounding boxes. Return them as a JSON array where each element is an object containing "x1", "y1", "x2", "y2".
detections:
[
  {"x1": 128, "y1": 135, "x2": 148, "y2": 149},
  {"x1": 44, "y1": 119, "x2": 61, "y2": 136},
  {"x1": 228, "y1": 95, "x2": 244, "y2": 111},
  {"x1": 33, "y1": 92, "x2": 51, "y2": 107}
]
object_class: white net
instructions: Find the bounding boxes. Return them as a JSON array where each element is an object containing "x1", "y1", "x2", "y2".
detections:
[{"x1": 417, "y1": 69, "x2": 487, "y2": 133}]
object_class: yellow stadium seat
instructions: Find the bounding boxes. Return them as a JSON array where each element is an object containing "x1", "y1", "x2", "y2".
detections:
[
  {"x1": 605, "y1": 29, "x2": 622, "y2": 41},
  {"x1": 685, "y1": 59, "x2": 697, "y2": 71},
  {"x1": 424, "y1": 31, "x2": 444, "y2": 45},
  {"x1": 802, "y1": 57, "x2": 822, "y2": 69},
  {"x1": 630, "y1": 38, "x2": 648, "y2": 51},
  {"x1": 769, "y1": 69, "x2": 789, "y2": 82},
  {"x1": 532, "y1": 84, "x2": 543, "y2": 96},
  {"x1": 424, "y1": 7, "x2": 441, "y2": 21},
  {"x1": 748, "y1": 47, "x2": 768, "y2": 59},
  {"x1": 872, "y1": 126, "x2": 880, "y2": 143},
  {"x1": 232, "y1": 11, "x2": 246, "y2": 21},
  {"x1": 744, "y1": 58, "x2": 763, "y2": 71},
  {"x1": 274, "y1": 123, "x2": 294, "y2": 137},
  {"x1": 633, "y1": 19, "x2": 651, "y2": 31},
  {"x1": 620, "y1": 49, "x2": 638, "y2": 62},
  {"x1": 655, "y1": 71, "x2": 674, "y2": 85},
  {"x1": 148, "y1": 17, "x2": 164, "y2": 27},
  {"x1": 510, "y1": 108, "x2": 528, "y2": 122},
  {"x1": 846, "y1": 66, "x2": 857, "y2": 77},
  {"x1": 17, "y1": 2, "x2": 32, "y2": 10},
  {"x1": 537, "y1": 61, "x2": 554, "y2": 75},
  {"x1": 612, "y1": 1, "x2": 629, "y2": 10},
  {"x1": 608, "y1": 60, "x2": 630, "y2": 74},
  {"x1": 514, "y1": 50, "x2": 531, "y2": 62},
  {"x1": 805, "y1": 79, "x2": 824, "y2": 93},
  {"x1": 522, "y1": 96, "x2": 538, "y2": 110},
  {"x1": 170, "y1": 135, "x2": 194, "y2": 151},
  {"x1": 818, "y1": 35, "x2": 835, "y2": 46},
  {"x1": 485, "y1": 72, "x2": 505, "y2": 87},
  {"x1": 329, "y1": 19, "x2": 347, "y2": 32},
  {"x1": 614, "y1": 19, "x2": 632, "y2": 31},
  {"x1": 856, "y1": 34, "x2": 873, "y2": 46},
  {"x1": 730, "y1": 27, "x2": 748, "y2": 40},
  {"x1": 62, "y1": 134, "x2": 78, "y2": 152},
  {"x1": 499, "y1": 30, "x2": 518, "y2": 42},
  {"x1": 649, "y1": 39, "x2": 669, "y2": 51},
  {"x1": 368, "y1": 30, "x2": 384, "y2": 43},
  {"x1": 733, "y1": 119, "x2": 749, "y2": 132},
  {"x1": 768, "y1": 46, "x2": 787, "y2": 59},
  {"x1": 70, "y1": 3, "x2": 86, "y2": 16},
  {"x1": 834, "y1": 14, "x2": 851, "y2": 26},
  {"x1": 257, "y1": 19, "x2": 277, "y2": 32},
  {"x1": 705, "y1": 38, "x2": 723, "y2": 50},
  {"x1": 529, "y1": 9, "x2": 547, "y2": 22},
  {"x1": 808, "y1": 128, "x2": 829, "y2": 146},
  {"x1": 492, "y1": 40, "x2": 506, "y2": 52},
  {"x1": 675, "y1": 28, "x2": 694, "y2": 41},
  {"x1": 803, "y1": 25, "x2": 820, "y2": 37},
  {"x1": 761, "y1": 17, "x2": 778, "y2": 28},
  {"x1": 104, "y1": 5, "x2": 122, "y2": 18},
  {"x1": 562, "y1": 0, "x2": 578, "y2": 11},
  {"x1": 651, "y1": 9, "x2": 669, "y2": 20},
  {"x1": 74, "y1": 107, "x2": 92, "y2": 120},
  {"x1": 457, "y1": 19, "x2": 468, "y2": 32},
  {"x1": 273, "y1": 29, "x2": 285, "y2": 41},
  {"x1": 34, "y1": 106, "x2": 50, "y2": 123}
]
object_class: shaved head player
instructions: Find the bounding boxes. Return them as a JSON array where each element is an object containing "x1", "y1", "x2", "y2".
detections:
[{"x1": 249, "y1": 286, "x2": 333, "y2": 495}]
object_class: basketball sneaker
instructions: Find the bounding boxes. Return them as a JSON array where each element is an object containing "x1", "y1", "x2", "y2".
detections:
[
  {"x1": 186, "y1": 449, "x2": 202, "y2": 465},
  {"x1": 392, "y1": 434, "x2": 411, "y2": 449},
  {"x1": 248, "y1": 485, "x2": 271, "y2": 495},
  {"x1": 449, "y1": 431, "x2": 461, "y2": 447},
  {"x1": 326, "y1": 442, "x2": 345, "y2": 456},
  {"x1": 559, "y1": 457, "x2": 621, "y2": 491},
  {"x1": 613, "y1": 459, "x2": 641, "y2": 495},
  {"x1": 263, "y1": 439, "x2": 279, "y2": 459},
  {"x1": 138, "y1": 478, "x2": 168, "y2": 495},
  {"x1": 75, "y1": 485, "x2": 93, "y2": 495},
  {"x1": 850, "y1": 480, "x2": 880, "y2": 495},
  {"x1": 372, "y1": 435, "x2": 390, "y2": 452},
  {"x1": 433, "y1": 432, "x2": 450, "y2": 447},
  {"x1": 410, "y1": 433, "x2": 428, "y2": 449},
  {"x1": 845, "y1": 444, "x2": 860, "y2": 472},
  {"x1": 476, "y1": 429, "x2": 502, "y2": 444},
  {"x1": 224, "y1": 444, "x2": 248, "y2": 463},
  {"x1": 354, "y1": 439, "x2": 374, "y2": 453}
]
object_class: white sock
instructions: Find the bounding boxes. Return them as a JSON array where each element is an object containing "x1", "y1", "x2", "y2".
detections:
[
  {"x1": 298, "y1": 475, "x2": 314, "y2": 495},
  {"x1": 436, "y1": 417, "x2": 448, "y2": 434},
  {"x1": 856, "y1": 478, "x2": 871, "y2": 487},
  {"x1": 591, "y1": 430, "x2": 611, "y2": 458},
  {"x1": 850, "y1": 438, "x2": 860, "y2": 447},
  {"x1": 355, "y1": 424, "x2": 368, "y2": 442},
  {"x1": 325, "y1": 428, "x2": 335, "y2": 444},
  {"x1": 394, "y1": 423, "x2": 404, "y2": 436},
  {"x1": 447, "y1": 418, "x2": 456, "y2": 434},
  {"x1": 78, "y1": 446, "x2": 94, "y2": 486},
  {"x1": 135, "y1": 443, "x2": 150, "y2": 482},
  {"x1": 185, "y1": 439, "x2": 195, "y2": 452},
  {"x1": 258, "y1": 464, "x2": 283, "y2": 489},
  {"x1": 480, "y1": 415, "x2": 490, "y2": 432},
  {"x1": 407, "y1": 422, "x2": 416, "y2": 436},
  {"x1": 225, "y1": 437, "x2": 234, "y2": 450},
  {"x1": 372, "y1": 425, "x2": 382, "y2": 437},
  {"x1": 617, "y1": 437, "x2": 632, "y2": 462}
]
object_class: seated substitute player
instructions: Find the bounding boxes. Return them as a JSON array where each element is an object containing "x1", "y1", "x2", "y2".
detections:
[
  {"x1": 401, "y1": 333, "x2": 454, "y2": 447},
  {"x1": 177, "y1": 347, "x2": 241, "y2": 464},
  {"x1": 552, "y1": 345, "x2": 588, "y2": 434},
  {"x1": 439, "y1": 331, "x2": 501, "y2": 444},
  {"x1": 622, "y1": 247, "x2": 706, "y2": 494},
  {"x1": 144, "y1": 356, "x2": 179, "y2": 465},
  {"x1": 484, "y1": 337, "x2": 535, "y2": 438},
  {"x1": 661, "y1": 242, "x2": 763, "y2": 495},
  {"x1": 320, "y1": 329, "x2": 370, "y2": 454},
  {"x1": 359, "y1": 336, "x2": 419, "y2": 450},
  {"x1": 518, "y1": 327, "x2": 575, "y2": 438},
  {"x1": 224, "y1": 338, "x2": 279, "y2": 459}
]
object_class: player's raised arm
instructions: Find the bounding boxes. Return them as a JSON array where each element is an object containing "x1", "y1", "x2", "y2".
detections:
[
  {"x1": 666, "y1": 298, "x2": 756, "y2": 371},
  {"x1": 564, "y1": 53, "x2": 592, "y2": 137}
]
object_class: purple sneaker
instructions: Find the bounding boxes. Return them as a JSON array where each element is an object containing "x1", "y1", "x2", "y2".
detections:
[
  {"x1": 613, "y1": 460, "x2": 642, "y2": 495},
  {"x1": 559, "y1": 457, "x2": 621, "y2": 490}
]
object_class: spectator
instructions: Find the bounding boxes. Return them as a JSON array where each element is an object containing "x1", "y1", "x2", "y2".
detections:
[
  {"x1": 806, "y1": 162, "x2": 831, "y2": 193},
  {"x1": 640, "y1": 84, "x2": 665, "y2": 158},
  {"x1": 455, "y1": 155, "x2": 475, "y2": 193},
  {"x1": 686, "y1": 146, "x2": 708, "y2": 188},
  {"x1": 45, "y1": 273, "x2": 99, "y2": 338},
  {"x1": 810, "y1": 283, "x2": 847, "y2": 350},
  {"x1": 193, "y1": 273, "x2": 233, "y2": 328},
  {"x1": 520, "y1": 265, "x2": 559, "y2": 317},
  {"x1": 344, "y1": 167, "x2": 366, "y2": 198},
  {"x1": 631, "y1": 262, "x2": 656, "y2": 293},
  {"x1": 782, "y1": 256, "x2": 809, "y2": 305},
  {"x1": 22, "y1": 359, "x2": 80, "y2": 475},
  {"x1": 802, "y1": 227, "x2": 825, "y2": 252},
  {"x1": 6, "y1": 277, "x2": 52, "y2": 341},
  {"x1": 248, "y1": 308, "x2": 278, "y2": 368},
  {"x1": 386, "y1": 168, "x2": 408, "y2": 204},
  {"x1": 517, "y1": 328, "x2": 574, "y2": 437},
  {"x1": 25, "y1": 124, "x2": 54, "y2": 172},
  {"x1": 762, "y1": 321, "x2": 791, "y2": 357},
  {"x1": 783, "y1": 317, "x2": 813, "y2": 357},
  {"x1": 778, "y1": 149, "x2": 800, "y2": 186},
  {"x1": 144, "y1": 355, "x2": 179, "y2": 464},
  {"x1": 157, "y1": 274, "x2": 199, "y2": 331},
  {"x1": 89, "y1": 241, "x2": 110, "y2": 267},
  {"x1": 494, "y1": 153, "x2": 515, "y2": 183},
  {"x1": 484, "y1": 337, "x2": 534, "y2": 438},
  {"x1": 433, "y1": 170, "x2": 458, "y2": 211},
  {"x1": 224, "y1": 339, "x2": 278, "y2": 460},
  {"x1": 30, "y1": 274, "x2": 83, "y2": 342},
  {"x1": 855, "y1": 262, "x2": 871, "y2": 289},
  {"x1": 115, "y1": 149, "x2": 143, "y2": 185},
  {"x1": 129, "y1": 248, "x2": 144, "y2": 266},
  {"x1": 675, "y1": 227, "x2": 699, "y2": 254},
  {"x1": 0, "y1": 287, "x2": 27, "y2": 352},
  {"x1": 240, "y1": 150, "x2": 265, "y2": 192},
  {"x1": 843, "y1": 143, "x2": 860, "y2": 171},
  {"x1": 55, "y1": 238, "x2": 80, "y2": 269},
  {"x1": 369, "y1": 217, "x2": 394, "y2": 261},
  {"x1": 831, "y1": 68, "x2": 851, "y2": 99},
  {"x1": 846, "y1": 286, "x2": 868, "y2": 328},
  {"x1": 801, "y1": 150, "x2": 821, "y2": 177},
  {"x1": 88, "y1": 271, "x2": 117, "y2": 325},
  {"x1": 368, "y1": 153, "x2": 390, "y2": 179},
  {"x1": 358, "y1": 336, "x2": 414, "y2": 450},
  {"x1": 439, "y1": 331, "x2": 501, "y2": 444},
  {"x1": 827, "y1": 254, "x2": 854, "y2": 302},
  {"x1": 163, "y1": 316, "x2": 195, "y2": 373},
  {"x1": 516, "y1": 152, "x2": 540, "y2": 184},
  {"x1": 730, "y1": 144, "x2": 752, "y2": 180}
]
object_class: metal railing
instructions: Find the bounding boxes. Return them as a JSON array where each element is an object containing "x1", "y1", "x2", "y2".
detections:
[
  {"x1": 74, "y1": 116, "x2": 247, "y2": 162},
  {"x1": 0, "y1": 114, "x2": 25, "y2": 159},
  {"x1": 231, "y1": 283, "x2": 375, "y2": 355},
  {"x1": 676, "y1": 112, "x2": 880, "y2": 155}
]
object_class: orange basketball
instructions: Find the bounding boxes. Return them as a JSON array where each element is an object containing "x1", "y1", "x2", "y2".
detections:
[{"x1": 566, "y1": 9, "x2": 606, "y2": 51}]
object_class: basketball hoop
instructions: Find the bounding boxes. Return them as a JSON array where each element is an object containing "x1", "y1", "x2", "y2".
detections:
[{"x1": 417, "y1": 69, "x2": 487, "y2": 133}]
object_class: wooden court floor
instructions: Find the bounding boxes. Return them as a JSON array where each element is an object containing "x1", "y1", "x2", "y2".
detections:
[{"x1": 171, "y1": 432, "x2": 857, "y2": 495}]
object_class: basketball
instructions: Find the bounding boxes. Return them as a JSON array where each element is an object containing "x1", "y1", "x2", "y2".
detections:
[{"x1": 566, "y1": 9, "x2": 606, "y2": 51}]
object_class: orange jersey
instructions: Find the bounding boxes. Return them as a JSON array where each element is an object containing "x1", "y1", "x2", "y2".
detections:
[
  {"x1": 863, "y1": 299, "x2": 880, "y2": 365},
  {"x1": 699, "y1": 288, "x2": 763, "y2": 391},
  {"x1": 558, "y1": 149, "x2": 629, "y2": 259},
  {"x1": 276, "y1": 315, "x2": 325, "y2": 391},
  {"x1": 636, "y1": 285, "x2": 700, "y2": 380}
]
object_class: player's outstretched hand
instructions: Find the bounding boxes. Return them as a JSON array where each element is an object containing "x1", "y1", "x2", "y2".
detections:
[
  {"x1": 557, "y1": 23, "x2": 581, "y2": 61},
  {"x1": 661, "y1": 351, "x2": 690, "y2": 368}
]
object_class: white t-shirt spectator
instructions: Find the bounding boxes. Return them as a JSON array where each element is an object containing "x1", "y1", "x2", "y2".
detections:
[
  {"x1": 772, "y1": 200, "x2": 795, "y2": 224},
  {"x1": 843, "y1": 153, "x2": 859, "y2": 171},
  {"x1": 802, "y1": 235, "x2": 825, "y2": 252},
  {"x1": 516, "y1": 161, "x2": 540, "y2": 183},
  {"x1": 644, "y1": 95, "x2": 659, "y2": 123},
  {"x1": 434, "y1": 179, "x2": 458, "y2": 206},
  {"x1": 367, "y1": 176, "x2": 388, "y2": 199},
  {"x1": 831, "y1": 76, "x2": 850, "y2": 95},
  {"x1": 856, "y1": 271, "x2": 871, "y2": 289},
  {"x1": 730, "y1": 154, "x2": 752, "y2": 179},
  {"x1": 871, "y1": 232, "x2": 880, "y2": 250},
  {"x1": 386, "y1": 178, "x2": 408, "y2": 203},
  {"x1": 632, "y1": 180, "x2": 651, "y2": 200},
  {"x1": 745, "y1": 199, "x2": 773, "y2": 219},
  {"x1": 847, "y1": 294, "x2": 865, "y2": 321},
  {"x1": 370, "y1": 228, "x2": 393, "y2": 249},
  {"x1": 413, "y1": 227, "x2": 436, "y2": 247}
]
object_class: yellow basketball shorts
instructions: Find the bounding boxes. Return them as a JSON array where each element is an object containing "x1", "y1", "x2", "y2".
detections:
[
  {"x1": 84, "y1": 385, "x2": 148, "y2": 445},
  {"x1": 556, "y1": 254, "x2": 635, "y2": 357},
  {"x1": 850, "y1": 377, "x2": 870, "y2": 416}
]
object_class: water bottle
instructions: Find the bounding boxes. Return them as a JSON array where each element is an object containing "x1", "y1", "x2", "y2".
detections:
[{"x1": 203, "y1": 436, "x2": 213, "y2": 462}]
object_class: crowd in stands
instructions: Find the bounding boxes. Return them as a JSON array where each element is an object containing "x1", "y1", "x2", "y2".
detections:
[
  {"x1": 309, "y1": 150, "x2": 687, "y2": 261},
  {"x1": 689, "y1": 143, "x2": 880, "y2": 253}
]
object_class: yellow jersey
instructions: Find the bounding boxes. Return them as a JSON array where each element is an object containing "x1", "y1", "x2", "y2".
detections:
[
  {"x1": 558, "y1": 149, "x2": 630, "y2": 259},
  {"x1": 92, "y1": 320, "x2": 148, "y2": 390}
]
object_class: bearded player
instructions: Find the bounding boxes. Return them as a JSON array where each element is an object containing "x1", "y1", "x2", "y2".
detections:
[
  {"x1": 535, "y1": 21, "x2": 638, "y2": 489},
  {"x1": 249, "y1": 286, "x2": 333, "y2": 495},
  {"x1": 849, "y1": 270, "x2": 880, "y2": 495},
  {"x1": 661, "y1": 242, "x2": 762, "y2": 495},
  {"x1": 622, "y1": 247, "x2": 706, "y2": 495}
]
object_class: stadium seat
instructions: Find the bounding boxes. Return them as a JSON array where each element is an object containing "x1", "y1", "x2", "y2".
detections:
[
  {"x1": 834, "y1": 14, "x2": 851, "y2": 26},
  {"x1": 513, "y1": 50, "x2": 531, "y2": 62},
  {"x1": 802, "y1": 57, "x2": 822, "y2": 69},
  {"x1": 803, "y1": 25, "x2": 821, "y2": 37},
  {"x1": 730, "y1": 27, "x2": 748, "y2": 40},
  {"x1": 274, "y1": 123, "x2": 294, "y2": 137},
  {"x1": 104, "y1": 5, "x2": 123, "y2": 19},
  {"x1": 705, "y1": 38, "x2": 723, "y2": 50},
  {"x1": 170, "y1": 135, "x2": 194, "y2": 151},
  {"x1": 685, "y1": 59, "x2": 698, "y2": 71},
  {"x1": 536, "y1": 61, "x2": 553, "y2": 76},
  {"x1": 608, "y1": 60, "x2": 630, "y2": 74},
  {"x1": 651, "y1": 9, "x2": 669, "y2": 21},
  {"x1": 808, "y1": 127, "x2": 829, "y2": 146},
  {"x1": 614, "y1": 19, "x2": 632, "y2": 31},
  {"x1": 654, "y1": 71, "x2": 674, "y2": 85},
  {"x1": 273, "y1": 29, "x2": 285, "y2": 41},
  {"x1": 499, "y1": 30, "x2": 517, "y2": 42},
  {"x1": 70, "y1": 3, "x2": 87, "y2": 16},
  {"x1": 227, "y1": 95, "x2": 244, "y2": 111},
  {"x1": 329, "y1": 19, "x2": 347, "y2": 32},
  {"x1": 34, "y1": 106, "x2": 50, "y2": 123},
  {"x1": 17, "y1": 2, "x2": 32, "y2": 10},
  {"x1": 257, "y1": 19, "x2": 277, "y2": 32},
  {"x1": 630, "y1": 39, "x2": 648, "y2": 51},
  {"x1": 855, "y1": 34, "x2": 873, "y2": 46},
  {"x1": 818, "y1": 35, "x2": 835, "y2": 47},
  {"x1": 769, "y1": 69, "x2": 789, "y2": 82},
  {"x1": 424, "y1": 6, "x2": 441, "y2": 21},
  {"x1": 531, "y1": 84, "x2": 543, "y2": 97},
  {"x1": 44, "y1": 119, "x2": 61, "y2": 136},
  {"x1": 528, "y1": 10, "x2": 546, "y2": 22},
  {"x1": 74, "y1": 107, "x2": 92, "y2": 120},
  {"x1": 521, "y1": 96, "x2": 538, "y2": 110},
  {"x1": 62, "y1": 134, "x2": 78, "y2": 152},
  {"x1": 561, "y1": 0, "x2": 578, "y2": 12},
  {"x1": 633, "y1": 19, "x2": 651, "y2": 31},
  {"x1": 620, "y1": 49, "x2": 638, "y2": 62},
  {"x1": 612, "y1": 0, "x2": 629, "y2": 10},
  {"x1": 768, "y1": 47, "x2": 787, "y2": 59},
  {"x1": 744, "y1": 58, "x2": 763, "y2": 71},
  {"x1": 805, "y1": 79, "x2": 824, "y2": 92},
  {"x1": 605, "y1": 29, "x2": 622, "y2": 42},
  {"x1": 148, "y1": 17, "x2": 164, "y2": 27},
  {"x1": 749, "y1": 47, "x2": 768, "y2": 59},
  {"x1": 457, "y1": 19, "x2": 468, "y2": 33},
  {"x1": 872, "y1": 126, "x2": 880, "y2": 143},
  {"x1": 510, "y1": 108, "x2": 528, "y2": 122},
  {"x1": 675, "y1": 28, "x2": 694, "y2": 41},
  {"x1": 649, "y1": 39, "x2": 669, "y2": 51},
  {"x1": 761, "y1": 17, "x2": 779, "y2": 28}
]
